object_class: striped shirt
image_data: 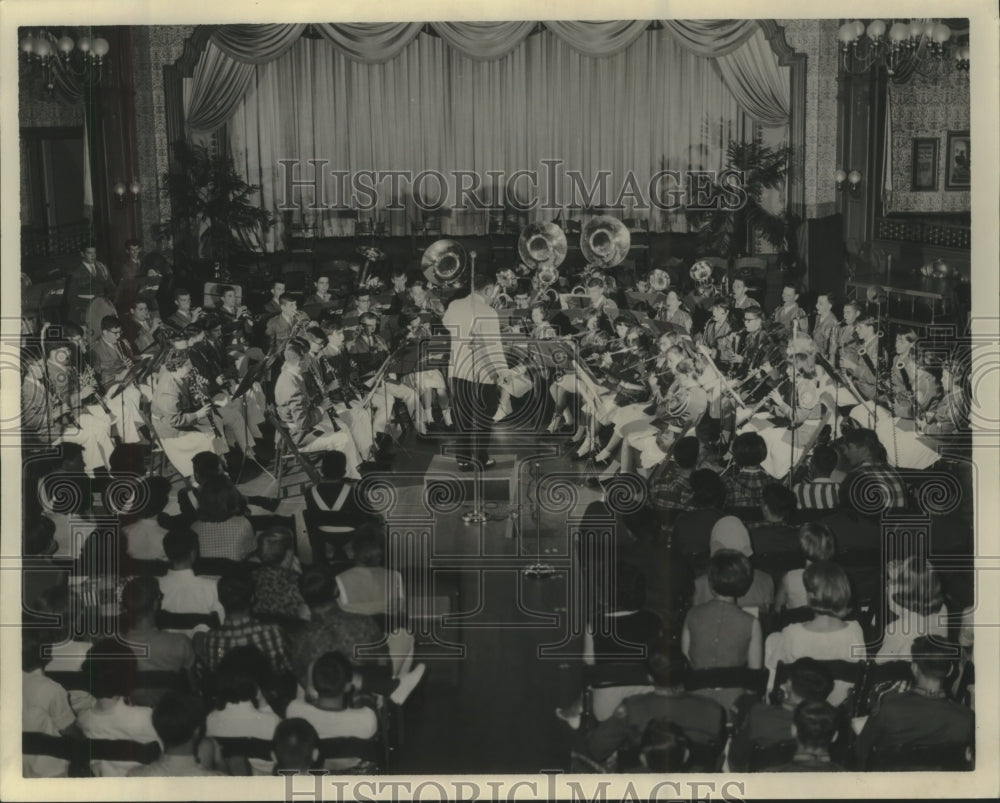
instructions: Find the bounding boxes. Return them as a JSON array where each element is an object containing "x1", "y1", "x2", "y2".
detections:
[{"x1": 793, "y1": 478, "x2": 841, "y2": 510}]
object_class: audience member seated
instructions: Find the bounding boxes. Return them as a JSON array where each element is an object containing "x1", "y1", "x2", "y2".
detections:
[
  {"x1": 38, "y1": 444, "x2": 93, "y2": 559},
  {"x1": 204, "y1": 646, "x2": 283, "y2": 776},
  {"x1": 819, "y1": 504, "x2": 881, "y2": 556},
  {"x1": 682, "y1": 551, "x2": 763, "y2": 676},
  {"x1": 75, "y1": 639, "x2": 159, "y2": 776},
  {"x1": 722, "y1": 432, "x2": 770, "y2": 509},
  {"x1": 728, "y1": 657, "x2": 834, "y2": 771},
  {"x1": 122, "y1": 477, "x2": 173, "y2": 562},
  {"x1": 191, "y1": 475, "x2": 256, "y2": 562},
  {"x1": 250, "y1": 527, "x2": 309, "y2": 623},
  {"x1": 304, "y1": 451, "x2": 364, "y2": 518},
  {"x1": 127, "y1": 691, "x2": 223, "y2": 776},
  {"x1": 691, "y1": 517, "x2": 775, "y2": 613},
  {"x1": 174, "y1": 451, "x2": 226, "y2": 525},
  {"x1": 22, "y1": 628, "x2": 80, "y2": 778},
  {"x1": 159, "y1": 528, "x2": 225, "y2": 627},
  {"x1": 646, "y1": 436, "x2": 699, "y2": 513},
  {"x1": 193, "y1": 570, "x2": 294, "y2": 680},
  {"x1": 271, "y1": 718, "x2": 321, "y2": 775},
  {"x1": 874, "y1": 555, "x2": 948, "y2": 663},
  {"x1": 770, "y1": 701, "x2": 846, "y2": 771},
  {"x1": 24, "y1": 515, "x2": 58, "y2": 558},
  {"x1": 581, "y1": 645, "x2": 726, "y2": 768},
  {"x1": 69, "y1": 528, "x2": 134, "y2": 630},
  {"x1": 670, "y1": 469, "x2": 727, "y2": 555},
  {"x1": 119, "y1": 576, "x2": 196, "y2": 706},
  {"x1": 629, "y1": 720, "x2": 691, "y2": 772},
  {"x1": 749, "y1": 484, "x2": 800, "y2": 556},
  {"x1": 838, "y1": 428, "x2": 910, "y2": 512},
  {"x1": 764, "y1": 562, "x2": 864, "y2": 707},
  {"x1": 792, "y1": 445, "x2": 841, "y2": 511},
  {"x1": 336, "y1": 524, "x2": 404, "y2": 618},
  {"x1": 774, "y1": 523, "x2": 836, "y2": 613},
  {"x1": 285, "y1": 652, "x2": 380, "y2": 772},
  {"x1": 854, "y1": 636, "x2": 974, "y2": 768}
]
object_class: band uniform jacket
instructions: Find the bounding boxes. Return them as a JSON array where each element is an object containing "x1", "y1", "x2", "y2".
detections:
[
  {"x1": 265, "y1": 311, "x2": 310, "y2": 353},
  {"x1": 811, "y1": 312, "x2": 840, "y2": 361},
  {"x1": 347, "y1": 330, "x2": 391, "y2": 378},
  {"x1": 834, "y1": 323, "x2": 857, "y2": 370},
  {"x1": 89, "y1": 338, "x2": 133, "y2": 390},
  {"x1": 842, "y1": 335, "x2": 881, "y2": 402},
  {"x1": 166, "y1": 308, "x2": 198, "y2": 331},
  {"x1": 123, "y1": 315, "x2": 156, "y2": 354},
  {"x1": 890, "y1": 356, "x2": 936, "y2": 419},
  {"x1": 656, "y1": 307, "x2": 693, "y2": 334},
  {"x1": 151, "y1": 368, "x2": 207, "y2": 437},
  {"x1": 655, "y1": 383, "x2": 709, "y2": 442},
  {"x1": 771, "y1": 303, "x2": 808, "y2": 334},
  {"x1": 698, "y1": 318, "x2": 734, "y2": 364},
  {"x1": 66, "y1": 260, "x2": 116, "y2": 324},
  {"x1": 216, "y1": 305, "x2": 252, "y2": 351},
  {"x1": 274, "y1": 363, "x2": 323, "y2": 441}
]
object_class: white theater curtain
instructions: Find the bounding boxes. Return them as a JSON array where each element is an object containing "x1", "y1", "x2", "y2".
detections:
[{"x1": 228, "y1": 27, "x2": 752, "y2": 246}]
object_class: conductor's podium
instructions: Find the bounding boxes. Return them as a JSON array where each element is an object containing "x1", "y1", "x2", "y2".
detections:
[{"x1": 425, "y1": 453, "x2": 516, "y2": 503}]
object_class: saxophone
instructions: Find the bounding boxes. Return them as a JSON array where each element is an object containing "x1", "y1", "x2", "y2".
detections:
[{"x1": 188, "y1": 371, "x2": 223, "y2": 439}]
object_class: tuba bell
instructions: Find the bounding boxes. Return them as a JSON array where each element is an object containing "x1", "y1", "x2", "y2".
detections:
[
  {"x1": 580, "y1": 215, "x2": 630, "y2": 270},
  {"x1": 421, "y1": 239, "x2": 467, "y2": 288},
  {"x1": 518, "y1": 222, "x2": 568, "y2": 273},
  {"x1": 648, "y1": 267, "x2": 671, "y2": 292}
]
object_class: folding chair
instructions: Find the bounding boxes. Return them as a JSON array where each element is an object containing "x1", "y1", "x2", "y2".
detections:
[
  {"x1": 22, "y1": 732, "x2": 162, "y2": 777},
  {"x1": 747, "y1": 738, "x2": 798, "y2": 771},
  {"x1": 265, "y1": 404, "x2": 323, "y2": 494},
  {"x1": 302, "y1": 508, "x2": 361, "y2": 565},
  {"x1": 866, "y1": 741, "x2": 973, "y2": 771},
  {"x1": 581, "y1": 677, "x2": 655, "y2": 724},
  {"x1": 44, "y1": 669, "x2": 191, "y2": 695}
]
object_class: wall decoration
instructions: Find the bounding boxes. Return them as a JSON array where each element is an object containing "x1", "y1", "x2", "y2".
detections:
[
  {"x1": 910, "y1": 138, "x2": 939, "y2": 191},
  {"x1": 945, "y1": 129, "x2": 970, "y2": 190}
]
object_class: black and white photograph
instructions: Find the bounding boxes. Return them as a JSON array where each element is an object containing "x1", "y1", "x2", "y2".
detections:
[{"x1": 2, "y1": 2, "x2": 998, "y2": 801}]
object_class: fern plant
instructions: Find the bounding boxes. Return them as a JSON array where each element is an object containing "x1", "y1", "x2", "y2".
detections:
[
  {"x1": 159, "y1": 140, "x2": 274, "y2": 264},
  {"x1": 686, "y1": 134, "x2": 797, "y2": 258}
]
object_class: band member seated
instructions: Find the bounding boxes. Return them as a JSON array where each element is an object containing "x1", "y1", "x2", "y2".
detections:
[
  {"x1": 583, "y1": 276, "x2": 619, "y2": 318},
  {"x1": 889, "y1": 329, "x2": 935, "y2": 420},
  {"x1": 166, "y1": 288, "x2": 202, "y2": 331},
  {"x1": 728, "y1": 307, "x2": 772, "y2": 385},
  {"x1": 696, "y1": 298, "x2": 735, "y2": 371},
  {"x1": 216, "y1": 285, "x2": 266, "y2": 370},
  {"x1": 122, "y1": 298, "x2": 159, "y2": 354},
  {"x1": 274, "y1": 337, "x2": 363, "y2": 478},
  {"x1": 395, "y1": 311, "x2": 454, "y2": 431},
  {"x1": 266, "y1": 293, "x2": 312, "y2": 354},
  {"x1": 87, "y1": 315, "x2": 146, "y2": 443},
  {"x1": 730, "y1": 277, "x2": 760, "y2": 311},
  {"x1": 150, "y1": 349, "x2": 226, "y2": 478},
  {"x1": 839, "y1": 315, "x2": 882, "y2": 405},
  {"x1": 303, "y1": 273, "x2": 337, "y2": 314},
  {"x1": 22, "y1": 340, "x2": 115, "y2": 475},
  {"x1": 493, "y1": 303, "x2": 554, "y2": 423},
  {"x1": 771, "y1": 283, "x2": 808, "y2": 335},
  {"x1": 547, "y1": 310, "x2": 613, "y2": 435},
  {"x1": 811, "y1": 292, "x2": 840, "y2": 362},
  {"x1": 261, "y1": 278, "x2": 286, "y2": 317},
  {"x1": 918, "y1": 358, "x2": 967, "y2": 434},
  {"x1": 655, "y1": 289, "x2": 693, "y2": 334},
  {"x1": 405, "y1": 278, "x2": 446, "y2": 319}
]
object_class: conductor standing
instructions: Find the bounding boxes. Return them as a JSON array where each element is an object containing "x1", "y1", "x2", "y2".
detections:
[{"x1": 442, "y1": 267, "x2": 509, "y2": 471}]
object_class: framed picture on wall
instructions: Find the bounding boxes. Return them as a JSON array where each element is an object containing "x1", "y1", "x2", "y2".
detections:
[
  {"x1": 945, "y1": 130, "x2": 971, "y2": 190},
  {"x1": 910, "y1": 138, "x2": 939, "y2": 191}
]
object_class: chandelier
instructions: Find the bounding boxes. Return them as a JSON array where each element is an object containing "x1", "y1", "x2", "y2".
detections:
[
  {"x1": 837, "y1": 19, "x2": 969, "y2": 78},
  {"x1": 19, "y1": 28, "x2": 110, "y2": 93}
]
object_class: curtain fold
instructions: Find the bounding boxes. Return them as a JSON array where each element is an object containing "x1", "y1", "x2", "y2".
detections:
[
  {"x1": 432, "y1": 21, "x2": 537, "y2": 61},
  {"x1": 185, "y1": 41, "x2": 256, "y2": 133},
  {"x1": 313, "y1": 22, "x2": 423, "y2": 63},
  {"x1": 662, "y1": 19, "x2": 757, "y2": 57},
  {"x1": 545, "y1": 20, "x2": 651, "y2": 57},
  {"x1": 715, "y1": 28, "x2": 790, "y2": 126},
  {"x1": 211, "y1": 23, "x2": 306, "y2": 63}
]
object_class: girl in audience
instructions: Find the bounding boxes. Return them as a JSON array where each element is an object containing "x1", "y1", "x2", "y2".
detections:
[
  {"x1": 774, "y1": 523, "x2": 837, "y2": 613},
  {"x1": 875, "y1": 555, "x2": 948, "y2": 663},
  {"x1": 191, "y1": 474, "x2": 256, "y2": 562},
  {"x1": 690, "y1": 516, "x2": 775, "y2": 613},
  {"x1": 765, "y1": 561, "x2": 864, "y2": 706}
]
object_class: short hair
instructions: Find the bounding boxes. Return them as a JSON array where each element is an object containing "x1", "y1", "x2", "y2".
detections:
[
  {"x1": 586, "y1": 276, "x2": 606, "y2": 290},
  {"x1": 183, "y1": 322, "x2": 201, "y2": 337},
  {"x1": 843, "y1": 299, "x2": 863, "y2": 315},
  {"x1": 732, "y1": 432, "x2": 767, "y2": 467},
  {"x1": 311, "y1": 652, "x2": 352, "y2": 696},
  {"x1": 689, "y1": 469, "x2": 726, "y2": 508},
  {"x1": 211, "y1": 645, "x2": 271, "y2": 708},
  {"x1": 173, "y1": 288, "x2": 191, "y2": 301},
  {"x1": 272, "y1": 718, "x2": 320, "y2": 772},
  {"x1": 782, "y1": 282, "x2": 801, "y2": 295},
  {"x1": 306, "y1": 326, "x2": 328, "y2": 348},
  {"x1": 321, "y1": 450, "x2": 347, "y2": 479},
  {"x1": 910, "y1": 636, "x2": 956, "y2": 679},
  {"x1": 803, "y1": 561, "x2": 852, "y2": 618},
  {"x1": 710, "y1": 297, "x2": 730, "y2": 312},
  {"x1": 217, "y1": 569, "x2": 255, "y2": 613},
  {"x1": 793, "y1": 700, "x2": 838, "y2": 749},
  {"x1": 359, "y1": 312, "x2": 380, "y2": 327},
  {"x1": 196, "y1": 475, "x2": 244, "y2": 522},
  {"x1": 816, "y1": 291, "x2": 836, "y2": 305},
  {"x1": 472, "y1": 270, "x2": 497, "y2": 293},
  {"x1": 640, "y1": 719, "x2": 689, "y2": 772},
  {"x1": 131, "y1": 298, "x2": 149, "y2": 311},
  {"x1": 707, "y1": 550, "x2": 754, "y2": 598},
  {"x1": 299, "y1": 566, "x2": 338, "y2": 607},
  {"x1": 81, "y1": 639, "x2": 139, "y2": 699},
  {"x1": 787, "y1": 657, "x2": 835, "y2": 702},
  {"x1": 856, "y1": 315, "x2": 879, "y2": 331},
  {"x1": 798, "y1": 522, "x2": 836, "y2": 562},
  {"x1": 200, "y1": 314, "x2": 221, "y2": 332},
  {"x1": 319, "y1": 312, "x2": 343, "y2": 332},
  {"x1": 152, "y1": 692, "x2": 207, "y2": 748},
  {"x1": 163, "y1": 528, "x2": 198, "y2": 563},
  {"x1": 762, "y1": 483, "x2": 797, "y2": 520},
  {"x1": 811, "y1": 445, "x2": 838, "y2": 476},
  {"x1": 125, "y1": 238, "x2": 141, "y2": 248},
  {"x1": 192, "y1": 451, "x2": 223, "y2": 480},
  {"x1": 646, "y1": 644, "x2": 687, "y2": 688},
  {"x1": 673, "y1": 437, "x2": 700, "y2": 470},
  {"x1": 743, "y1": 307, "x2": 762, "y2": 321},
  {"x1": 121, "y1": 576, "x2": 161, "y2": 617},
  {"x1": 840, "y1": 427, "x2": 886, "y2": 462},
  {"x1": 164, "y1": 349, "x2": 190, "y2": 372},
  {"x1": 314, "y1": 273, "x2": 330, "y2": 284},
  {"x1": 285, "y1": 337, "x2": 309, "y2": 361},
  {"x1": 897, "y1": 328, "x2": 919, "y2": 345},
  {"x1": 217, "y1": 285, "x2": 234, "y2": 296},
  {"x1": 101, "y1": 315, "x2": 122, "y2": 332},
  {"x1": 279, "y1": 293, "x2": 297, "y2": 305}
]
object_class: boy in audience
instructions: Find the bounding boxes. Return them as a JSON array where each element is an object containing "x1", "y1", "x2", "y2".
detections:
[
  {"x1": 728, "y1": 657, "x2": 834, "y2": 771},
  {"x1": 285, "y1": 652, "x2": 379, "y2": 772},
  {"x1": 174, "y1": 451, "x2": 225, "y2": 524},
  {"x1": 250, "y1": 527, "x2": 309, "y2": 622},
  {"x1": 793, "y1": 445, "x2": 841, "y2": 511},
  {"x1": 272, "y1": 718, "x2": 321, "y2": 775},
  {"x1": 838, "y1": 428, "x2": 910, "y2": 511},
  {"x1": 771, "y1": 700, "x2": 845, "y2": 771},
  {"x1": 159, "y1": 528, "x2": 225, "y2": 626},
  {"x1": 722, "y1": 432, "x2": 769, "y2": 509},
  {"x1": 123, "y1": 476, "x2": 173, "y2": 561},
  {"x1": 127, "y1": 692, "x2": 223, "y2": 776},
  {"x1": 750, "y1": 484, "x2": 800, "y2": 554},
  {"x1": 854, "y1": 636, "x2": 974, "y2": 767},
  {"x1": 22, "y1": 629, "x2": 80, "y2": 778}
]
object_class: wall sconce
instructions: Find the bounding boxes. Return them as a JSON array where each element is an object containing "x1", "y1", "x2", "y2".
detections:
[
  {"x1": 113, "y1": 179, "x2": 141, "y2": 207},
  {"x1": 836, "y1": 169, "x2": 862, "y2": 196}
]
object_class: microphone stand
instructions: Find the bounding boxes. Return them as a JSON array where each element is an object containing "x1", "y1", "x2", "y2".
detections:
[
  {"x1": 462, "y1": 250, "x2": 490, "y2": 524},
  {"x1": 522, "y1": 460, "x2": 555, "y2": 577},
  {"x1": 360, "y1": 339, "x2": 412, "y2": 462},
  {"x1": 788, "y1": 319, "x2": 798, "y2": 488}
]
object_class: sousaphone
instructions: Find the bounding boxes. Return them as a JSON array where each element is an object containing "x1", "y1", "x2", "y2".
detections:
[
  {"x1": 580, "y1": 215, "x2": 630, "y2": 269},
  {"x1": 421, "y1": 239, "x2": 467, "y2": 287},
  {"x1": 518, "y1": 222, "x2": 568, "y2": 276}
]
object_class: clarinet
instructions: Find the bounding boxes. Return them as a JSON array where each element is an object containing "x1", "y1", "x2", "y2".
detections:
[
  {"x1": 188, "y1": 372, "x2": 223, "y2": 439},
  {"x1": 307, "y1": 358, "x2": 343, "y2": 432}
]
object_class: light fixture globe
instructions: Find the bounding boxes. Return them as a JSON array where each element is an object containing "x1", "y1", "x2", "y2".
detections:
[
  {"x1": 92, "y1": 37, "x2": 110, "y2": 58},
  {"x1": 57, "y1": 36, "x2": 74, "y2": 55}
]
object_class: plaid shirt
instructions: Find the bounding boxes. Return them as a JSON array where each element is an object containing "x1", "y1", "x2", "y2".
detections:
[
  {"x1": 647, "y1": 460, "x2": 694, "y2": 512},
  {"x1": 192, "y1": 516, "x2": 256, "y2": 561},
  {"x1": 194, "y1": 613, "x2": 292, "y2": 678},
  {"x1": 841, "y1": 461, "x2": 910, "y2": 511},
  {"x1": 723, "y1": 466, "x2": 770, "y2": 509},
  {"x1": 794, "y1": 478, "x2": 841, "y2": 510}
]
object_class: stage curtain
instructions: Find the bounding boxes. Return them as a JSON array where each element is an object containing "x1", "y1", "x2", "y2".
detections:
[
  {"x1": 211, "y1": 24, "x2": 306, "y2": 63},
  {"x1": 545, "y1": 20, "x2": 652, "y2": 57},
  {"x1": 313, "y1": 22, "x2": 424, "y2": 63},
  {"x1": 431, "y1": 21, "x2": 538, "y2": 61},
  {"x1": 228, "y1": 27, "x2": 752, "y2": 245},
  {"x1": 716, "y1": 27, "x2": 790, "y2": 126},
  {"x1": 185, "y1": 41, "x2": 256, "y2": 134},
  {"x1": 662, "y1": 19, "x2": 758, "y2": 57}
]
